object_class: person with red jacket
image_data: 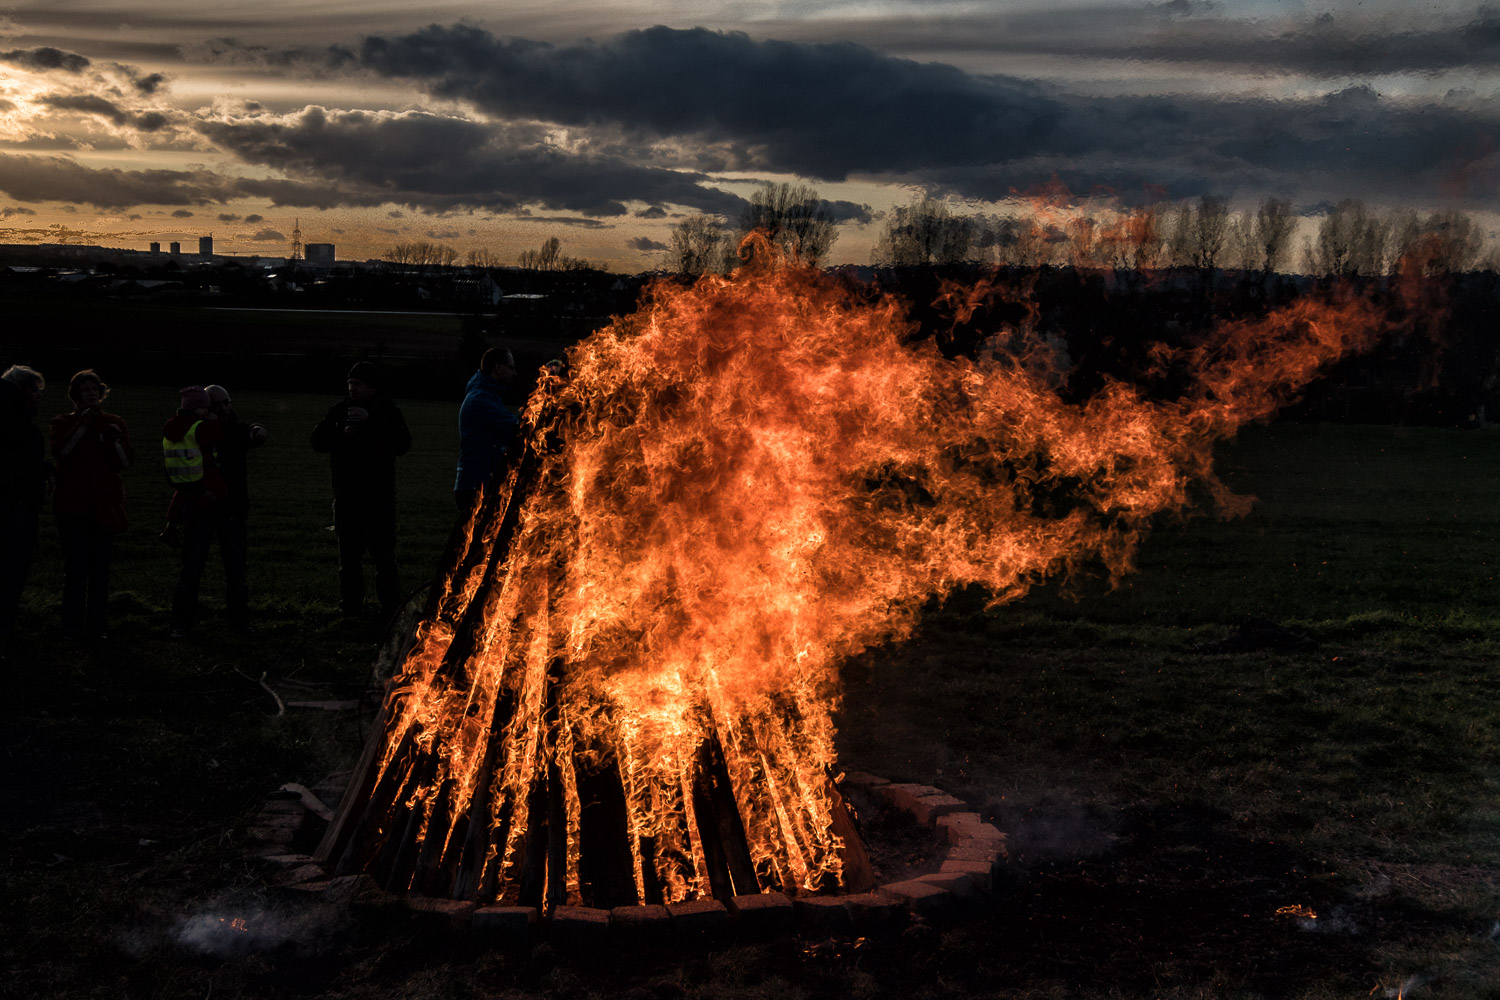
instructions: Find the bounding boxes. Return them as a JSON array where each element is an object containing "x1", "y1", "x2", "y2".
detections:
[
  {"x1": 163, "y1": 385, "x2": 226, "y2": 638},
  {"x1": 51, "y1": 369, "x2": 134, "y2": 642}
]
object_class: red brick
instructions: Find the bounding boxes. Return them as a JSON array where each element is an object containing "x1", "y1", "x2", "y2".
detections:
[
  {"x1": 940, "y1": 859, "x2": 994, "y2": 892},
  {"x1": 728, "y1": 892, "x2": 793, "y2": 938},
  {"x1": 551, "y1": 905, "x2": 610, "y2": 949},
  {"x1": 877, "y1": 879, "x2": 952, "y2": 917},
  {"x1": 843, "y1": 892, "x2": 908, "y2": 932},
  {"x1": 406, "y1": 897, "x2": 476, "y2": 932},
  {"x1": 877, "y1": 783, "x2": 947, "y2": 813},
  {"x1": 911, "y1": 794, "x2": 967, "y2": 824},
  {"x1": 474, "y1": 905, "x2": 537, "y2": 946},
  {"x1": 610, "y1": 904, "x2": 671, "y2": 948},
  {"x1": 667, "y1": 898, "x2": 730, "y2": 944},
  {"x1": 793, "y1": 895, "x2": 853, "y2": 934}
]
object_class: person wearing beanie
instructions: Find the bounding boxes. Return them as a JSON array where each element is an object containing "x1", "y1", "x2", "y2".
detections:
[
  {"x1": 162, "y1": 384, "x2": 227, "y2": 638},
  {"x1": 311, "y1": 362, "x2": 412, "y2": 622},
  {"x1": 453, "y1": 347, "x2": 520, "y2": 515}
]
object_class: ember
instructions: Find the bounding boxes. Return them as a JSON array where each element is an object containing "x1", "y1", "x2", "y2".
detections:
[{"x1": 318, "y1": 248, "x2": 1389, "y2": 911}]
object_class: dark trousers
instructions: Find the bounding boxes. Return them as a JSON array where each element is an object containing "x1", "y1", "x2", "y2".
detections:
[
  {"x1": 334, "y1": 496, "x2": 399, "y2": 617},
  {"x1": 172, "y1": 506, "x2": 250, "y2": 631},
  {"x1": 0, "y1": 501, "x2": 40, "y2": 639},
  {"x1": 57, "y1": 513, "x2": 113, "y2": 637}
]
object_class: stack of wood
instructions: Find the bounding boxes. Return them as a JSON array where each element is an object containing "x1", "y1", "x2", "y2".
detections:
[{"x1": 314, "y1": 423, "x2": 873, "y2": 909}]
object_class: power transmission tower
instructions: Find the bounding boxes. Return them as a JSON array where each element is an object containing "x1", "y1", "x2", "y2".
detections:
[{"x1": 290, "y1": 218, "x2": 303, "y2": 262}]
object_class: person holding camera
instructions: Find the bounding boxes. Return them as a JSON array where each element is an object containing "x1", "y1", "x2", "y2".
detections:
[
  {"x1": 311, "y1": 362, "x2": 412, "y2": 622},
  {"x1": 51, "y1": 369, "x2": 134, "y2": 642},
  {"x1": 206, "y1": 384, "x2": 267, "y2": 633}
]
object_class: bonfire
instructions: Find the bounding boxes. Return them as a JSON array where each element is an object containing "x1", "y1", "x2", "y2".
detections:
[{"x1": 315, "y1": 245, "x2": 1387, "y2": 911}]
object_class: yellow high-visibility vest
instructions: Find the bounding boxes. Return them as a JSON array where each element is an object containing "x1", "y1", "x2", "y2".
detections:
[{"x1": 162, "y1": 420, "x2": 209, "y2": 485}]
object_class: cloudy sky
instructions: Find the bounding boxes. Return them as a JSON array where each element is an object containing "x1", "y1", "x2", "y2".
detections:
[{"x1": 0, "y1": 1, "x2": 1497, "y2": 269}]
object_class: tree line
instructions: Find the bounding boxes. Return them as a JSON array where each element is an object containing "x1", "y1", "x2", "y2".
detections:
[{"x1": 668, "y1": 188, "x2": 1494, "y2": 278}]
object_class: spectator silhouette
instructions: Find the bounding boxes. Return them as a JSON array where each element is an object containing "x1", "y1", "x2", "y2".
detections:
[
  {"x1": 454, "y1": 347, "x2": 520, "y2": 514},
  {"x1": 311, "y1": 362, "x2": 412, "y2": 622},
  {"x1": 1, "y1": 364, "x2": 48, "y2": 655},
  {"x1": 206, "y1": 384, "x2": 267, "y2": 633},
  {"x1": 164, "y1": 385, "x2": 226, "y2": 639},
  {"x1": 51, "y1": 370, "x2": 134, "y2": 642}
]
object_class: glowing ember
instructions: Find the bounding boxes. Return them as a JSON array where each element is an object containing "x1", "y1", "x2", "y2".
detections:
[
  {"x1": 1276, "y1": 905, "x2": 1318, "y2": 920},
  {"x1": 318, "y1": 249, "x2": 1389, "y2": 910}
]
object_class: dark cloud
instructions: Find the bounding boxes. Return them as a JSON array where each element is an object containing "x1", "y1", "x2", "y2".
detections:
[
  {"x1": 330, "y1": 24, "x2": 1500, "y2": 209},
  {"x1": 965, "y1": 7, "x2": 1500, "y2": 77},
  {"x1": 0, "y1": 153, "x2": 242, "y2": 210},
  {"x1": 635, "y1": 205, "x2": 668, "y2": 219},
  {"x1": 627, "y1": 235, "x2": 667, "y2": 251},
  {"x1": 37, "y1": 93, "x2": 171, "y2": 133},
  {"x1": 425, "y1": 228, "x2": 461, "y2": 239},
  {"x1": 194, "y1": 105, "x2": 745, "y2": 216},
  {"x1": 171, "y1": 209, "x2": 194, "y2": 218},
  {"x1": 0, "y1": 47, "x2": 90, "y2": 73},
  {"x1": 41, "y1": 94, "x2": 128, "y2": 125},
  {"x1": 218, "y1": 213, "x2": 240, "y2": 222},
  {"x1": 244, "y1": 213, "x2": 264, "y2": 223},
  {"x1": 352, "y1": 25, "x2": 1060, "y2": 180},
  {"x1": 249, "y1": 228, "x2": 285, "y2": 241},
  {"x1": 1, "y1": 206, "x2": 38, "y2": 219},
  {"x1": 515, "y1": 216, "x2": 610, "y2": 228},
  {"x1": 132, "y1": 72, "x2": 168, "y2": 95}
]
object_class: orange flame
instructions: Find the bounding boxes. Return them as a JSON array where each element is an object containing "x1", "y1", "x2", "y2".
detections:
[{"x1": 346, "y1": 251, "x2": 1389, "y2": 907}]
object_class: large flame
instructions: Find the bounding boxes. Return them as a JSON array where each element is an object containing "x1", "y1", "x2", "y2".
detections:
[{"x1": 325, "y1": 253, "x2": 1388, "y2": 907}]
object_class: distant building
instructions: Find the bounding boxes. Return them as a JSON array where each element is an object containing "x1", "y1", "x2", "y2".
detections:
[
  {"x1": 199, "y1": 235, "x2": 213, "y2": 256},
  {"x1": 149, "y1": 242, "x2": 160, "y2": 253},
  {"x1": 305, "y1": 243, "x2": 335, "y2": 265},
  {"x1": 169, "y1": 242, "x2": 181, "y2": 254}
]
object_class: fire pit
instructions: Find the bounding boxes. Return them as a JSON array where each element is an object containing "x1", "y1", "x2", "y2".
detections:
[{"x1": 247, "y1": 770, "x2": 1007, "y2": 948}]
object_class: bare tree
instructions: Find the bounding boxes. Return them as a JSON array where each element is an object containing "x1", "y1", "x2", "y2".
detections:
[
  {"x1": 668, "y1": 214, "x2": 730, "y2": 275},
  {"x1": 1389, "y1": 209, "x2": 1486, "y2": 275},
  {"x1": 871, "y1": 198, "x2": 972, "y2": 267},
  {"x1": 1252, "y1": 198, "x2": 1297, "y2": 275},
  {"x1": 983, "y1": 213, "x2": 1062, "y2": 267},
  {"x1": 385, "y1": 240, "x2": 456, "y2": 270},
  {"x1": 466, "y1": 247, "x2": 502, "y2": 268},
  {"x1": 1225, "y1": 211, "x2": 1257, "y2": 272},
  {"x1": 1305, "y1": 199, "x2": 1389, "y2": 276},
  {"x1": 516, "y1": 236, "x2": 594, "y2": 271},
  {"x1": 736, "y1": 182, "x2": 839, "y2": 265}
]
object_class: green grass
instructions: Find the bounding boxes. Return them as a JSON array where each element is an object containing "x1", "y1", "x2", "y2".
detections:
[{"x1": 3, "y1": 405, "x2": 1500, "y2": 999}]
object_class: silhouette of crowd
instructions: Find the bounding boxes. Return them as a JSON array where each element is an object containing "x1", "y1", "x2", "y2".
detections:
[{"x1": 0, "y1": 355, "x2": 524, "y2": 658}]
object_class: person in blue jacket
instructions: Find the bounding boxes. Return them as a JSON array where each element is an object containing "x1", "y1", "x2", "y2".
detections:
[{"x1": 453, "y1": 348, "x2": 520, "y2": 514}]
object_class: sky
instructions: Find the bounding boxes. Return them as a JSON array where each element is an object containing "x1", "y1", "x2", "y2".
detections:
[{"x1": 0, "y1": 0, "x2": 1497, "y2": 270}]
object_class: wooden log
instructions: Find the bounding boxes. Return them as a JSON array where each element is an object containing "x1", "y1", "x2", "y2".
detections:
[
  {"x1": 637, "y1": 835, "x2": 664, "y2": 905},
  {"x1": 699, "y1": 731, "x2": 762, "y2": 897},
  {"x1": 689, "y1": 761, "x2": 735, "y2": 903},
  {"x1": 545, "y1": 755, "x2": 569, "y2": 908},
  {"x1": 514, "y1": 772, "x2": 550, "y2": 909},
  {"x1": 321, "y1": 721, "x2": 419, "y2": 873},
  {"x1": 826, "y1": 778, "x2": 875, "y2": 893},
  {"x1": 314, "y1": 700, "x2": 396, "y2": 867},
  {"x1": 409, "y1": 778, "x2": 458, "y2": 896},
  {"x1": 575, "y1": 750, "x2": 640, "y2": 908},
  {"x1": 452, "y1": 689, "x2": 517, "y2": 900}
]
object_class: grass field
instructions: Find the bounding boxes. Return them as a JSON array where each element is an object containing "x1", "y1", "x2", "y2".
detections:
[{"x1": 3, "y1": 387, "x2": 1499, "y2": 1000}]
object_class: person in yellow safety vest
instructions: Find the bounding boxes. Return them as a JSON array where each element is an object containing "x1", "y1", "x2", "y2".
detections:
[{"x1": 161, "y1": 386, "x2": 227, "y2": 638}]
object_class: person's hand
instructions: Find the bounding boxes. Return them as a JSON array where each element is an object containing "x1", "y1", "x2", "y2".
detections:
[
  {"x1": 250, "y1": 424, "x2": 268, "y2": 444},
  {"x1": 346, "y1": 406, "x2": 369, "y2": 425},
  {"x1": 101, "y1": 422, "x2": 121, "y2": 443}
]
